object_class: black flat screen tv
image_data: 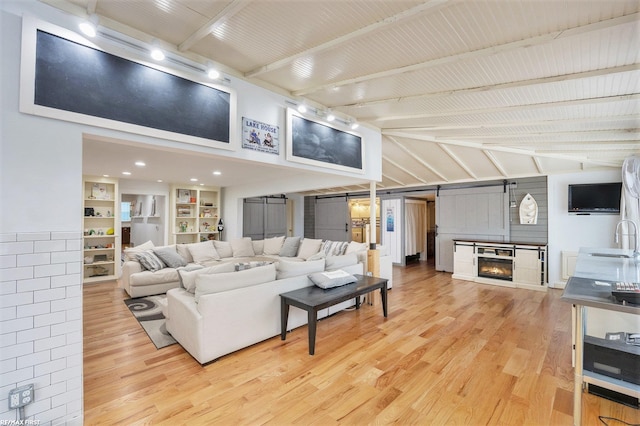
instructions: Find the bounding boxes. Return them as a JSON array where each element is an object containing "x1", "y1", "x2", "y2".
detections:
[{"x1": 568, "y1": 182, "x2": 622, "y2": 214}]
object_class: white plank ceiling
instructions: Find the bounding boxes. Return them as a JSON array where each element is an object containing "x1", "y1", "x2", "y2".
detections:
[{"x1": 43, "y1": 0, "x2": 639, "y2": 195}]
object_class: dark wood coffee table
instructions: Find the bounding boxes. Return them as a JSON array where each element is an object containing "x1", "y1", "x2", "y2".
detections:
[{"x1": 280, "y1": 274, "x2": 388, "y2": 355}]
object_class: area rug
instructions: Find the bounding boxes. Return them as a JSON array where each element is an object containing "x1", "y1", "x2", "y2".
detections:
[{"x1": 123, "y1": 295, "x2": 177, "y2": 349}]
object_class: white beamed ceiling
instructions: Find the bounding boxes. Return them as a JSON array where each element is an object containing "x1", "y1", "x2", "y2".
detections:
[{"x1": 45, "y1": 0, "x2": 639, "y2": 195}]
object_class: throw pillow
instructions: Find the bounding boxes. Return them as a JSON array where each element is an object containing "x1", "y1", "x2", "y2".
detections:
[
  {"x1": 153, "y1": 246, "x2": 187, "y2": 268},
  {"x1": 124, "y1": 240, "x2": 155, "y2": 261},
  {"x1": 195, "y1": 264, "x2": 277, "y2": 302},
  {"x1": 178, "y1": 263, "x2": 235, "y2": 293},
  {"x1": 325, "y1": 252, "x2": 359, "y2": 270},
  {"x1": 213, "y1": 240, "x2": 233, "y2": 258},
  {"x1": 252, "y1": 239, "x2": 264, "y2": 255},
  {"x1": 321, "y1": 240, "x2": 349, "y2": 256},
  {"x1": 263, "y1": 236, "x2": 285, "y2": 255},
  {"x1": 297, "y1": 238, "x2": 323, "y2": 260},
  {"x1": 309, "y1": 269, "x2": 357, "y2": 289},
  {"x1": 176, "y1": 244, "x2": 194, "y2": 263},
  {"x1": 135, "y1": 250, "x2": 165, "y2": 272},
  {"x1": 279, "y1": 236, "x2": 301, "y2": 257},
  {"x1": 234, "y1": 260, "x2": 272, "y2": 271},
  {"x1": 345, "y1": 241, "x2": 368, "y2": 254},
  {"x1": 276, "y1": 258, "x2": 325, "y2": 280},
  {"x1": 187, "y1": 240, "x2": 220, "y2": 264},
  {"x1": 230, "y1": 237, "x2": 255, "y2": 257}
]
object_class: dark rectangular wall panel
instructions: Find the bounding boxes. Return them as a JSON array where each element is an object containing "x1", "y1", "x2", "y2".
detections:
[{"x1": 34, "y1": 30, "x2": 230, "y2": 143}]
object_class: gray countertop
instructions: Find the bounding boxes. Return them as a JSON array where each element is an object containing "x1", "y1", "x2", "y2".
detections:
[{"x1": 561, "y1": 247, "x2": 640, "y2": 314}]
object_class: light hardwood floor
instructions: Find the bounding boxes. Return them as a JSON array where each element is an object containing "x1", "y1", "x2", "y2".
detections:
[{"x1": 83, "y1": 261, "x2": 639, "y2": 425}]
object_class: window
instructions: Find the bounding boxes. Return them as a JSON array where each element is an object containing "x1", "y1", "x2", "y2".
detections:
[{"x1": 121, "y1": 202, "x2": 131, "y2": 222}]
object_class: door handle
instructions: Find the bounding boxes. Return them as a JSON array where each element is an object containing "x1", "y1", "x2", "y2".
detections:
[{"x1": 345, "y1": 223, "x2": 348, "y2": 232}]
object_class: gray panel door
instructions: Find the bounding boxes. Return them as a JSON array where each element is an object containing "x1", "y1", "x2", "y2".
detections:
[
  {"x1": 243, "y1": 197, "x2": 286, "y2": 239},
  {"x1": 435, "y1": 186, "x2": 509, "y2": 272},
  {"x1": 315, "y1": 197, "x2": 350, "y2": 241},
  {"x1": 243, "y1": 198, "x2": 265, "y2": 240},
  {"x1": 265, "y1": 198, "x2": 286, "y2": 238}
]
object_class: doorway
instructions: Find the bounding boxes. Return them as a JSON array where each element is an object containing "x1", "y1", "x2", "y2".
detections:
[{"x1": 121, "y1": 193, "x2": 166, "y2": 250}]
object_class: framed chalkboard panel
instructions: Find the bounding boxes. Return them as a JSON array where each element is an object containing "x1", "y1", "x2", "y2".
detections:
[
  {"x1": 21, "y1": 18, "x2": 235, "y2": 149},
  {"x1": 286, "y1": 108, "x2": 364, "y2": 173}
]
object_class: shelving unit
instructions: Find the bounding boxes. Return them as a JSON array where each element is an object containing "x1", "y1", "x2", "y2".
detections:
[
  {"x1": 170, "y1": 185, "x2": 220, "y2": 244},
  {"x1": 83, "y1": 176, "x2": 120, "y2": 284}
]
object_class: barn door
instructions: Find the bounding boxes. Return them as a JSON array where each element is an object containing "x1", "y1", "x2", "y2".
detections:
[{"x1": 315, "y1": 197, "x2": 350, "y2": 241}]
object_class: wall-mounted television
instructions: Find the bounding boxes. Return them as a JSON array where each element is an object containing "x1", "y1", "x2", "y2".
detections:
[{"x1": 568, "y1": 182, "x2": 622, "y2": 214}]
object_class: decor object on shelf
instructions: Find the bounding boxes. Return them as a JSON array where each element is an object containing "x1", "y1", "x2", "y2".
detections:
[{"x1": 519, "y1": 193, "x2": 538, "y2": 225}]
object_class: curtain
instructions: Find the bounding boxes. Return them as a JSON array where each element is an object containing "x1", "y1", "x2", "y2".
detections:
[
  {"x1": 620, "y1": 155, "x2": 640, "y2": 249},
  {"x1": 405, "y1": 201, "x2": 427, "y2": 257}
]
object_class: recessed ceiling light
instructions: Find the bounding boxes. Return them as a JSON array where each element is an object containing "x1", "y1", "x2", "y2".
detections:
[
  {"x1": 213, "y1": 171, "x2": 221, "y2": 176},
  {"x1": 190, "y1": 178, "x2": 198, "y2": 182},
  {"x1": 122, "y1": 171, "x2": 131, "y2": 175},
  {"x1": 103, "y1": 174, "x2": 109, "y2": 177},
  {"x1": 135, "y1": 161, "x2": 146, "y2": 167},
  {"x1": 200, "y1": 183, "x2": 204, "y2": 186},
  {"x1": 157, "y1": 179, "x2": 163, "y2": 183}
]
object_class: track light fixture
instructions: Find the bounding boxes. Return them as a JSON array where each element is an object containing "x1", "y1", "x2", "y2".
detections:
[{"x1": 79, "y1": 14, "x2": 98, "y2": 38}]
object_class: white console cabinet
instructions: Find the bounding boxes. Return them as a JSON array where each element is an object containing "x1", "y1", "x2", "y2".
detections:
[{"x1": 453, "y1": 240, "x2": 547, "y2": 291}]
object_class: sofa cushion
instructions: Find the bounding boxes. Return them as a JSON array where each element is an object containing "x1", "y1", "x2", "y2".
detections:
[
  {"x1": 309, "y1": 269, "x2": 357, "y2": 289},
  {"x1": 136, "y1": 250, "x2": 165, "y2": 272},
  {"x1": 263, "y1": 236, "x2": 285, "y2": 255},
  {"x1": 195, "y1": 264, "x2": 276, "y2": 302},
  {"x1": 153, "y1": 246, "x2": 187, "y2": 268},
  {"x1": 321, "y1": 240, "x2": 349, "y2": 256},
  {"x1": 176, "y1": 244, "x2": 194, "y2": 263},
  {"x1": 178, "y1": 263, "x2": 235, "y2": 293},
  {"x1": 213, "y1": 240, "x2": 233, "y2": 258},
  {"x1": 124, "y1": 240, "x2": 155, "y2": 261},
  {"x1": 345, "y1": 241, "x2": 368, "y2": 254},
  {"x1": 279, "y1": 236, "x2": 301, "y2": 257},
  {"x1": 130, "y1": 267, "x2": 180, "y2": 286},
  {"x1": 276, "y1": 258, "x2": 325, "y2": 280},
  {"x1": 306, "y1": 251, "x2": 326, "y2": 261},
  {"x1": 188, "y1": 241, "x2": 220, "y2": 263},
  {"x1": 297, "y1": 238, "x2": 322, "y2": 260},
  {"x1": 325, "y1": 252, "x2": 359, "y2": 270},
  {"x1": 234, "y1": 260, "x2": 273, "y2": 271},
  {"x1": 231, "y1": 237, "x2": 255, "y2": 257},
  {"x1": 252, "y1": 240, "x2": 264, "y2": 255}
]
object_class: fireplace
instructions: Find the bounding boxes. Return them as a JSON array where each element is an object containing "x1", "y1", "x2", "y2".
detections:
[{"x1": 477, "y1": 257, "x2": 513, "y2": 281}]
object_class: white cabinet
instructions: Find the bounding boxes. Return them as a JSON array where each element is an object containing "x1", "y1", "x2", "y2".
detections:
[
  {"x1": 170, "y1": 185, "x2": 220, "y2": 244},
  {"x1": 513, "y1": 249, "x2": 541, "y2": 286},
  {"x1": 452, "y1": 243, "x2": 475, "y2": 280},
  {"x1": 83, "y1": 177, "x2": 120, "y2": 284}
]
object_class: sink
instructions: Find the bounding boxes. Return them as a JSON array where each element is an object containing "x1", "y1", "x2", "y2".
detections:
[{"x1": 589, "y1": 253, "x2": 632, "y2": 258}]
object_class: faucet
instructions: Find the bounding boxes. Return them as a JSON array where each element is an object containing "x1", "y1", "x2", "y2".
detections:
[{"x1": 615, "y1": 219, "x2": 640, "y2": 258}]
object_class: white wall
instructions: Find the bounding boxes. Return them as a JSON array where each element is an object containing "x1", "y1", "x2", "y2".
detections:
[{"x1": 547, "y1": 169, "x2": 622, "y2": 288}]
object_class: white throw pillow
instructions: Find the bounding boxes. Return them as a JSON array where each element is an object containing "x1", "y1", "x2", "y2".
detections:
[
  {"x1": 276, "y1": 258, "x2": 325, "y2": 280},
  {"x1": 188, "y1": 241, "x2": 220, "y2": 264},
  {"x1": 325, "y1": 253, "x2": 358, "y2": 270},
  {"x1": 213, "y1": 240, "x2": 233, "y2": 258},
  {"x1": 178, "y1": 263, "x2": 235, "y2": 293},
  {"x1": 124, "y1": 240, "x2": 155, "y2": 261},
  {"x1": 252, "y1": 240, "x2": 264, "y2": 255},
  {"x1": 297, "y1": 238, "x2": 323, "y2": 260},
  {"x1": 263, "y1": 236, "x2": 285, "y2": 255},
  {"x1": 345, "y1": 241, "x2": 368, "y2": 254},
  {"x1": 309, "y1": 269, "x2": 357, "y2": 289},
  {"x1": 176, "y1": 244, "x2": 194, "y2": 263},
  {"x1": 230, "y1": 237, "x2": 255, "y2": 257},
  {"x1": 195, "y1": 264, "x2": 276, "y2": 302}
]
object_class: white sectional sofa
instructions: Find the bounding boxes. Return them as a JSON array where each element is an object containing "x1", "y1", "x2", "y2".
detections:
[
  {"x1": 166, "y1": 260, "x2": 365, "y2": 364},
  {"x1": 120, "y1": 236, "x2": 393, "y2": 298}
]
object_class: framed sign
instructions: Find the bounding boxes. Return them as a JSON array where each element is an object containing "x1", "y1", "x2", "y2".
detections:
[
  {"x1": 242, "y1": 117, "x2": 279, "y2": 154},
  {"x1": 286, "y1": 108, "x2": 363, "y2": 173}
]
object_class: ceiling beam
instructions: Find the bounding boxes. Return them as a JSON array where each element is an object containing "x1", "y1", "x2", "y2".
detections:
[
  {"x1": 338, "y1": 64, "x2": 639, "y2": 109},
  {"x1": 382, "y1": 115, "x2": 640, "y2": 132},
  {"x1": 436, "y1": 129, "x2": 640, "y2": 141},
  {"x1": 482, "y1": 150, "x2": 508, "y2": 177},
  {"x1": 245, "y1": 0, "x2": 452, "y2": 78},
  {"x1": 382, "y1": 173, "x2": 406, "y2": 186},
  {"x1": 294, "y1": 13, "x2": 639, "y2": 96},
  {"x1": 367, "y1": 93, "x2": 640, "y2": 122},
  {"x1": 437, "y1": 143, "x2": 477, "y2": 180},
  {"x1": 386, "y1": 136, "x2": 450, "y2": 182},
  {"x1": 382, "y1": 155, "x2": 429, "y2": 184},
  {"x1": 87, "y1": 0, "x2": 97, "y2": 14},
  {"x1": 533, "y1": 157, "x2": 544, "y2": 174},
  {"x1": 178, "y1": 0, "x2": 251, "y2": 52}
]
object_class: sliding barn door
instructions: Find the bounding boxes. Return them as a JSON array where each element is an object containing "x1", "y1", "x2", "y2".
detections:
[
  {"x1": 435, "y1": 186, "x2": 509, "y2": 272},
  {"x1": 315, "y1": 197, "x2": 350, "y2": 241},
  {"x1": 243, "y1": 197, "x2": 286, "y2": 239}
]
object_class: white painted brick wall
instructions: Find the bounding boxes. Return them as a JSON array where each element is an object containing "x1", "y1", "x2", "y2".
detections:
[{"x1": 0, "y1": 232, "x2": 83, "y2": 425}]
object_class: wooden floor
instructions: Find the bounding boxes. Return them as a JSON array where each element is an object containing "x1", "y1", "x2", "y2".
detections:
[{"x1": 83, "y1": 261, "x2": 639, "y2": 425}]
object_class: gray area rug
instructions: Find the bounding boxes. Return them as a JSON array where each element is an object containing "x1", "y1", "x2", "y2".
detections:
[{"x1": 123, "y1": 295, "x2": 177, "y2": 349}]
